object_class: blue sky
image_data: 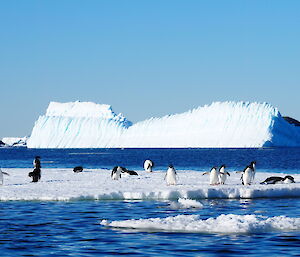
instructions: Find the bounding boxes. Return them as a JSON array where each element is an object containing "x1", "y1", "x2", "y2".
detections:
[{"x1": 0, "y1": 1, "x2": 299, "y2": 137}]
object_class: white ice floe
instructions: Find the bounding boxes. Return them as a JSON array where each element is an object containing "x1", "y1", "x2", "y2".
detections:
[
  {"x1": 27, "y1": 101, "x2": 300, "y2": 148},
  {"x1": 100, "y1": 214, "x2": 300, "y2": 233},
  {"x1": 169, "y1": 198, "x2": 204, "y2": 209},
  {"x1": 0, "y1": 168, "x2": 299, "y2": 201}
]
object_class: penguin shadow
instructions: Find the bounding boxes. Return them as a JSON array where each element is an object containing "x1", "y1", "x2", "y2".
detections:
[{"x1": 44, "y1": 179, "x2": 66, "y2": 183}]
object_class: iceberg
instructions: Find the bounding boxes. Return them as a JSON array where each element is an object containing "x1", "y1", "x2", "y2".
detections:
[
  {"x1": 1, "y1": 137, "x2": 28, "y2": 147},
  {"x1": 26, "y1": 101, "x2": 300, "y2": 148}
]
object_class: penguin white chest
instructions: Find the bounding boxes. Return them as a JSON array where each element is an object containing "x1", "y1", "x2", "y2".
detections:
[
  {"x1": 218, "y1": 173, "x2": 227, "y2": 184},
  {"x1": 210, "y1": 169, "x2": 219, "y2": 185},
  {"x1": 242, "y1": 168, "x2": 252, "y2": 185},
  {"x1": 144, "y1": 160, "x2": 153, "y2": 172},
  {"x1": 112, "y1": 168, "x2": 121, "y2": 180},
  {"x1": 251, "y1": 164, "x2": 256, "y2": 182},
  {"x1": 0, "y1": 171, "x2": 3, "y2": 185},
  {"x1": 166, "y1": 168, "x2": 177, "y2": 185},
  {"x1": 218, "y1": 167, "x2": 227, "y2": 184}
]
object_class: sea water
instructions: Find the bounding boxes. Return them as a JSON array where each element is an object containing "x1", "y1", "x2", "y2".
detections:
[{"x1": 0, "y1": 148, "x2": 300, "y2": 256}]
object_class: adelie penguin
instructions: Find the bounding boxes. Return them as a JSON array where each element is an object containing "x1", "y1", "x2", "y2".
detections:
[
  {"x1": 29, "y1": 156, "x2": 41, "y2": 182},
  {"x1": 111, "y1": 166, "x2": 122, "y2": 180},
  {"x1": 73, "y1": 166, "x2": 83, "y2": 173},
  {"x1": 218, "y1": 165, "x2": 230, "y2": 185},
  {"x1": 121, "y1": 167, "x2": 138, "y2": 176},
  {"x1": 203, "y1": 166, "x2": 220, "y2": 185},
  {"x1": 249, "y1": 161, "x2": 256, "y2": 183},
  {"x1": 165, "y1": 165, "x2": 177, "y2": 186},
  {"x1": 239, "y1": 164, "x2": 254, "y2": 185},
  {"x1": 111, "y1": 166, "x2": 138, "y2": 180},
  {"x1": 0, "y1": 168, "x2": 10, "y2": 186},
  {"x1": 144, "y1": 159, "x2": 154, "y2": 172},
  {"x1": 260, "y1": 175, "x2": 295, "y2": 185}
]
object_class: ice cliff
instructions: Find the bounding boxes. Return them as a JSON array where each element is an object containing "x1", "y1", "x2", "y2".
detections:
[{"x1": 26, "y1": 101, "x2": 300, "y2": 148}]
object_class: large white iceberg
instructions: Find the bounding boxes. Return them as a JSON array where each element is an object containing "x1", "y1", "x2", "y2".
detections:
[{"x1": 27, "y1": 101, "x2": 300, "y2": 148}]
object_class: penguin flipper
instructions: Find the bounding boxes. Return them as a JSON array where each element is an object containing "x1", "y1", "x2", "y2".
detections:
[{"x1": 2, "y1": 172, "x2": 9, "y2": 176}]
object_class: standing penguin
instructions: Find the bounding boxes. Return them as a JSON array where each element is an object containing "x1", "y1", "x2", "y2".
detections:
[
  {"x1": 0, "y1": 168, "x2": 9, "y2": 185},
  {"x1": 29, "y1": 156, "x2": 41, "y2": 182},
  {"x1": 249, "y1": 161, "x2": 256, "y2": 183},
  {"x1": 165, "y1": 165, "x2": 177, "y2": 186},
  {"x1": 218, "y1": 165, "x2": 230, "y2": 185},
  {"x1": 203, "y1": 166, "x2": 220, "y2": 185},
  {"x1": 144, "y1": 160, "x2": 154, "y2": 172},
  {"x1": 111, "y1": 166, "x2": 122, "y2": 180},
  {"x1": 239, "y1": 164, "x2": 254, "y2": 185}
]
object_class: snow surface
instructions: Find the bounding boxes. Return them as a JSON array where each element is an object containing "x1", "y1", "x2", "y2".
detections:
[
  {"x1": 0, "y1": 168, "x2": 299, "y2": 201},
  {"x1": 27, "y1": 101, "x2": 300, "y2": 148},
  {"x1": 100, "y1": 214, "x2": 300, "y2": 234},
  {"x1": 1, "y1": 137, "x2": 28, "y2": 147}
]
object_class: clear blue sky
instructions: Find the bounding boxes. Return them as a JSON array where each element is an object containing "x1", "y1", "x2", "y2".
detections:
[{"x1": 0, "y1": 0, "x2": 299, "y2": 138}]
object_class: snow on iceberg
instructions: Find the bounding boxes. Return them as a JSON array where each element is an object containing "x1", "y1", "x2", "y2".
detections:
[
  {"x1": 27, "y1": 101, "x2": 300, "y2": 148},
  {"x1": 100, "y1": 214, "x2": 300, "y2": 234}
]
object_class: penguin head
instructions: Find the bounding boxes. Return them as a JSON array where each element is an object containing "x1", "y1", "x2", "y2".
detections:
[
  {"x1": 168, "y1": 164, "x2": 174, "y2": 169},
  {"x1": 284, "y1": 175, "x2": 295, "y2": 183}
]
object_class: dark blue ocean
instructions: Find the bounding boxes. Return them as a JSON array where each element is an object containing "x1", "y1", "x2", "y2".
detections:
[{"x1": 0, "y1": 148, "x2": 300, "y2": 256}]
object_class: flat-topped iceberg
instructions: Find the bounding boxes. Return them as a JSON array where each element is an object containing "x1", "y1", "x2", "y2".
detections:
[{"x1": 27, "y1": 101, "x2": 300, "y2": 148}]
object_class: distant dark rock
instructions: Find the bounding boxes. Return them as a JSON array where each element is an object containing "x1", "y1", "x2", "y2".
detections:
[
  {"x1": 283, "y1": 117, "x2": 300, "y2": 127},
  {"x1": 0, "y1": 140, "x2": 5, "y2": 146}
]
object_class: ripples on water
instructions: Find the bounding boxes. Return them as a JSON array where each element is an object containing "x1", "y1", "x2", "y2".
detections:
[{"x1": 0, "y1": 199, "x2": 300, "y2": 256}]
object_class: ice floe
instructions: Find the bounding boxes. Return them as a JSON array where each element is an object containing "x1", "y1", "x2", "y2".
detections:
[
  {"x1": 0, "y1": 168, "x2": 299, "y2": 201},
  {"x1": 100, "y1": 214, "x2": 300, "y2": 233}
]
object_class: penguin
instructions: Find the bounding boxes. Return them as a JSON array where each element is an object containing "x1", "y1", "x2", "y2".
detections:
[
  {"x1": 28, "y1": 168, "x2": 41, "y2": 182},
  {"x1": 165, "y1": 165, "x2": 177, "y2": 186},
  {"x1": 120, "y1": 167, "x2": 138, "y2": 176},
  {"x1": 73, "y1": 166, "x2": 83, "y2": 173},
  {"x1": 203, "y1": 166, "x2": 220, "y2": 185},
  {"x1": 260, "y1": 175, "x2": 295, "y2": 185},
  {"x1": 33, "y1": 156, "x2": 41, "y2": 169},
  {"x1": 0, "y1": 168, "x2": 9, "y2": 185},
  {"x1": 144, "y1": 160, "x2": 154, "y2": 172},
  {"x1": 249, "y1": 161, "x2": 256, "y2": 183},
  {"x1": 111, "y1": 166, "x2": 122, "y2": 180},
  {"x1": 30, "y1": 156, "x2": 41, "y2": 182},
  {"x1": 239, "y1": 164, "x2": 254, "y2": 185},
  {"x1": 218, "y1": 164, "x2": 230, "y2": 185}
]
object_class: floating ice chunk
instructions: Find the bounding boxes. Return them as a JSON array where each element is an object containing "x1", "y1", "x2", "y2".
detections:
[
  {"x1": 100, "y1": 214, "x2": 300, "y2": 234},
  {"x1": 169, "y1": 198, "x2": 203, "y2": 209}
]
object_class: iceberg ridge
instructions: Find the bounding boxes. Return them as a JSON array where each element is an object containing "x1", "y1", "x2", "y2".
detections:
[{"x1": 27, "y1": 101, "x2": 300, "y2": 148}]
